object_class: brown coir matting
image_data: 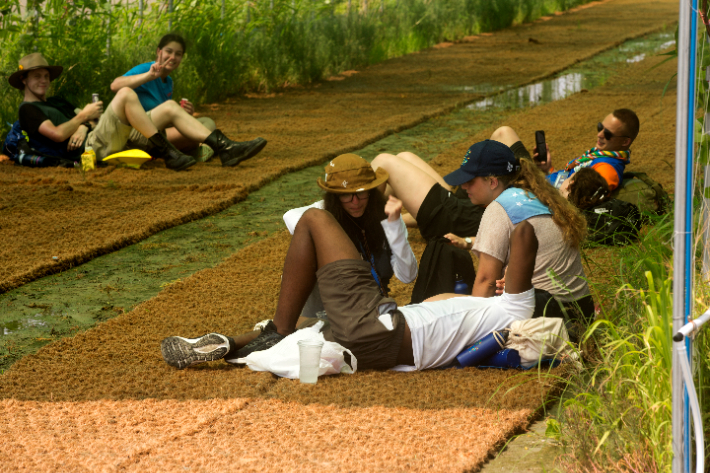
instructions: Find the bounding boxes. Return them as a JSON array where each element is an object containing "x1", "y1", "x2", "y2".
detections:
[
  {"x1": 0, "y1": 399, "x2": 533, "y2": 472},
  {"x1": 0, "y1": 230, "x2": 563, "y2": 472},
  {"x1": 0, "y1": 0, "x2": 678, "y2": 293}
]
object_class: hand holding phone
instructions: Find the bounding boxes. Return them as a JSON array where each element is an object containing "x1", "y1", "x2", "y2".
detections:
[{"x1": 534, "y1": 130, "x2": 546, "y2": 162}]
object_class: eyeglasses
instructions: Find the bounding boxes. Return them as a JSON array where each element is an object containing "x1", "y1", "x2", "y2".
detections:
[
  {"x1": 338, "y1": 191, "x2": 370, "y2": 203},
  {"x1": 597, "y1": 122, "x2": 629, "y2": 141}
]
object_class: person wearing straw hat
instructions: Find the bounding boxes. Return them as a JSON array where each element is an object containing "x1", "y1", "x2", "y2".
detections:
[
  {"x1": 161, "y1": 211, "x2": 538, "y2": 372},
  {"x1": 277, "y1": 154, "x2": 417, "y2": 323},
  {"x1": 11, "y1": 52, "x2": 265, "y2": 171}
]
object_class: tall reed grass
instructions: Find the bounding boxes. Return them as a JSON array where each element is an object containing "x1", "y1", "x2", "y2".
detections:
[
  {"x1": 0, "y1": 0, "x2": 589, "y2": 139},
  {"x1": 555, "y1": 211, "x2": 710, "y2": 471}
]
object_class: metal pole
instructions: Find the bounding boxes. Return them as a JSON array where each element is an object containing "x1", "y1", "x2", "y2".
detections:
[
  {"x1": 673, "y1": 0, "x2": 698, "y2": 470},
  {"x1": 168, "y1": 0, "x2": 173, "y2": 31},
  {"x1": 221, "y1": 0, "x2": 225, "y2": 20},
  {"x1": 138, "y1": 0, "x2": 143, "y2": 26}
]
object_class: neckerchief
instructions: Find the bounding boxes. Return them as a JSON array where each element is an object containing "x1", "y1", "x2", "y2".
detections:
[{"x1": 564, "y1": 148, "x2": 630, "y2": 172}]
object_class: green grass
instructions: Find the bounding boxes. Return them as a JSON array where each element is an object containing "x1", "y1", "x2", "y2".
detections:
[
  {"x1": 0, "y1": 0, "x2": 591, "y2": 140},
  {"x1": 550, "y1": 211, "x2": 710, "y2": 471}
]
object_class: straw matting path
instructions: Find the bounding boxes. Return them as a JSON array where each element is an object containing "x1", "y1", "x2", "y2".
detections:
[{"x1": 0, "y1": 0, "x2": 677, "y2": 293}]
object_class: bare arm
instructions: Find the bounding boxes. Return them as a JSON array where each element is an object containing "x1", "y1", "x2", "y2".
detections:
[
  {"x1": 110, "y1": 62, "x2": 164, "y2": 92},
  {"x1": 37, "y1": 102, "x2": 103, "y2": 142},
  {"x1": 472, "y1": 252, "x2": 504, "y2": 297}
]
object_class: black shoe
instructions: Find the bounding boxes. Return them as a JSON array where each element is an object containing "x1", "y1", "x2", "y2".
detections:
[
  {"x1": 148, "y1": 132, "x2": 197, "y2": 171},
  {"x1": 232, "y1": 320, "x2": 285, "y2": 359},
  {"x1": 204, "y1": 129, "x2": 267, "y2": 167},
  {"x1": 161, "y1": 333, "x2": 231, "y2": 369}
]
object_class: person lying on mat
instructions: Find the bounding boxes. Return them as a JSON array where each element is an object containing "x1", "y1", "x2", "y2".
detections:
[
  {"x1": 490, "y1": 108, "x2": 639, "y2": 192},
  {"x1": 372, "y1": 140, "x2": 593, "y2": 323},
  {"x1": 281, "y1": 154, "x2": 417, "y2": 320},
  {"x1": 110, "y1": 33, "x2": 241, "y2": 163},
  {"x1": 10, "y1": 52, "x2": 265, "y2": 171},
  {"x1": 161, "y1": 214, "x2": 538, "y2": 371}
]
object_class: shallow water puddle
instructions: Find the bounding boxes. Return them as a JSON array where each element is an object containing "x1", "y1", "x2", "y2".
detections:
[
  {"x1": 468, "y1": 31, "x2": 674, "y2": 111},
  {"x1": 0, "y1": 28, "x2": 675, "y2": 372}
]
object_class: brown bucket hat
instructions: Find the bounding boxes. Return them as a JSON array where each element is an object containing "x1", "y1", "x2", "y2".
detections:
[
  {"x1": 8, "y1": 53, "x2": 63, "y2": 90},
  {"x1": 317, "y1": 154, "x2": 389, "y2": 194}
]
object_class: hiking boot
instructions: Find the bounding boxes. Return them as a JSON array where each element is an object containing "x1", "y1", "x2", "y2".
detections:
[
  {"x1": 161, "y1": 333, "x2": 231, "y2": 369},
  {"x1": 203, "y1": 129, "x2": 267, "y2": 167},
  {"x1": 149, "y1": 132, "x2": 197, "y2": 171},
  {"x1": 232, "y1": 320, "x2": 285, "y2": 359}
]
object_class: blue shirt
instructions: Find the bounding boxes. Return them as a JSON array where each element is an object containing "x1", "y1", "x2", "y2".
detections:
[{"x1": 123, "y1": 62, "x2": 173, "y2": 111}]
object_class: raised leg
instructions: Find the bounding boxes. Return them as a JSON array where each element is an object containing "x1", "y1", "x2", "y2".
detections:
[
  {"x1": 490, "y1": 126, "x2": 521, "y2": 148},
  {"x1": 271, "y1": 208, "x2": 361, "y2": 336},
  {"x1": 371, "y1": 153, "x2": 438, "y2": 220},
  {"x1": 110, "y1": 87, "x2": 159, "y2": 137}
]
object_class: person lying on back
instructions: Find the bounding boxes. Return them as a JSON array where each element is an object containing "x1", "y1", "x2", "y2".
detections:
[
  {"x1": 490, "y1": 108, "x2": 639, "y2": 192},
  {"x1": 11, "y1": 53, "x2": 265, "y2": 171}
]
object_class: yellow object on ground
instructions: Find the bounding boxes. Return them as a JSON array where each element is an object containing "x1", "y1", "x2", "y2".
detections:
[{"x1": 102, "y1": 149, "x2": 152, "y2": 169}]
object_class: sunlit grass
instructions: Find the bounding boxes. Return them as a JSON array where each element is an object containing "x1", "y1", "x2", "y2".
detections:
[{"x1": 0, "y1": 0, "x2": 591, "y2": 139}]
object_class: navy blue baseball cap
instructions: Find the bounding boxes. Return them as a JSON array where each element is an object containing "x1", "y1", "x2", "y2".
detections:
[{"x1": 443, "y1": 140, "x2": 520, "y2": 186}]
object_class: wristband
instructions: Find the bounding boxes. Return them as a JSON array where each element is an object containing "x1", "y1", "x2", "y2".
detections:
[{"x1": 82, "y1": 122, "x2": 93, "y2": 131}]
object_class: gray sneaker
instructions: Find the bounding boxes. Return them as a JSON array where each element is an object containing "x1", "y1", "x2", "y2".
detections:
[{"x1": 161, "y1": 333, "x2": 231, "y2": 369}]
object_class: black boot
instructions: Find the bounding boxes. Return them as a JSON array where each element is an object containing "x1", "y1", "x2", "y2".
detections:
[
  {"x1": 148, "y1": 133, "x2": 197, "y2": 171},
  {"x1": 203, "y1": 129, "x2": 267, "y2": 167}
]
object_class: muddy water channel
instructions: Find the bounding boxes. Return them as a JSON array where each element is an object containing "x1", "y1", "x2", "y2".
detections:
[{"x1": 0, "y1": 30, "x2": 675, "y2": 371}]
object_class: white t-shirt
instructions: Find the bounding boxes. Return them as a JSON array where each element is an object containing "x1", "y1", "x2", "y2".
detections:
[
  {"x1": 472, "y1": 202, "x2": 589, "y2": 302},
  {"x1": 399, "y1": 289, "x2": 535, "y2": 370}
]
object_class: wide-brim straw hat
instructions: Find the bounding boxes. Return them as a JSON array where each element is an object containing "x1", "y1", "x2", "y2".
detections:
[
  {"x1": 8, "y1": 53, "x2": 63, "y2": 90},
  {"x1": 317, "y1": 154, "x2": 389, "y2": 194}
]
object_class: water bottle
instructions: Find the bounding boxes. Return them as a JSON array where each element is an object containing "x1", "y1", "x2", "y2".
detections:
[{"x1": 454, "y1": 274, "x2": 469, "y2": 295}]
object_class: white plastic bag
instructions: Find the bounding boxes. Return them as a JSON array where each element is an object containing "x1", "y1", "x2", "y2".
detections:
[
  {"x1": 505, "y1": 318, "x2": 577, "y2": 368},
  {"x1": 237, "y1": 321, "x2": 357, "y2": 379}
]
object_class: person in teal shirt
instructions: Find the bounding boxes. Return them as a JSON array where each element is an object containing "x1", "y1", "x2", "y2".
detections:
[{"x1": 112, "y1": 33, "x2": 257, "y2": 162}]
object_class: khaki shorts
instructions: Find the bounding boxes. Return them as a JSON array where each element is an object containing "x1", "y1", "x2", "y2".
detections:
[
  {"x1": 86, "y1": 106, "x2": 215, "y2": 160},
  {"x1": 317, "y1": 259, "x2": 405, "y2": 370},
  {"x1": 86, "y1": 105, "x2": 135, "y2": 161}
]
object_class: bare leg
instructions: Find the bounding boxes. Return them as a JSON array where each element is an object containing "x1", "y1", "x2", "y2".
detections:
[
  {"x1": 150, "y1": 100, "x2": 212, "y2": 143},
  {"x1": 396, "y1": 152, "x2": 452, "y2": 191},
  {"x1": 166, "y1": 117, "x2": 216, "y2": 149},
  {"x1": 490, "y1": 126, "x2": 521, "y2": 148},
  {"x1": 371, "y1": 153, "x2": 438, "y2": 220},
  {"x1": 271, "y1": 208, "x2": 362, "y2": 336},
  {"x1": 110, "y1": 88, "x2": 159, "y2": 137}
]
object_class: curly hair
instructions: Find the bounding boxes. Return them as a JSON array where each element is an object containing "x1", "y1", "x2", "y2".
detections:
[
  {"x1": 495, "y1": 159, "x2": 587, "y2": 248},
  {"x1": 323, "y1": 189, "x2": 388, "y2": 256},
  {"x1": 567, "y1": 168, "x2": 610, "y2": 210}
]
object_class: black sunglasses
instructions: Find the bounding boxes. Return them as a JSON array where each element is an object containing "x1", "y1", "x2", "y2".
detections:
[{"x1": 597, "y1": 122, "x2": 629, "y2": 141}]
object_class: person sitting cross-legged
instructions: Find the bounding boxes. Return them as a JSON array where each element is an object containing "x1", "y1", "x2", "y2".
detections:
[
  {"x1": 9, "y1": 52, "x2": 265, "y2": 171},
  {"x1": 161, "y1": 211, "x2": 538, "y2": 371}
]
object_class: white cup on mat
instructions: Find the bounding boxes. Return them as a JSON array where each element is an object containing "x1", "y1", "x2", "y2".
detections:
[{"x1": 297, "y1": 340, "x2": 324, "y2": 384}]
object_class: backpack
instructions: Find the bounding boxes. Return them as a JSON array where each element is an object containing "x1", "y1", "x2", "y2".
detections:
[
  {"x1": 584, "y1": 199, "x2": 642, "y2": 246},
  {"x1": 612, "y1": 172, "x2": 670, "y2": 215},
  {"x1": 2, "y1": 120, "x2": 76, "y2": 168}
]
